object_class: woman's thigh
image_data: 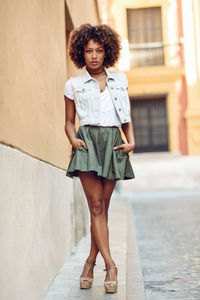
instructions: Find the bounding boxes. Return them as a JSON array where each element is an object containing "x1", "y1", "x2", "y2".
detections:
[
  {"x1": 78, "y1": 171, "x2": 116, "y2": 214},
  {"x1": 78, "y1": 171, "x2": 104, "y2": 213}
]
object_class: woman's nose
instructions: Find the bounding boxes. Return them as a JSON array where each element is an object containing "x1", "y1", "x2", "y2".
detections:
[{"x1": 92, "y1": 51, "x2": 97, "y2": 58}]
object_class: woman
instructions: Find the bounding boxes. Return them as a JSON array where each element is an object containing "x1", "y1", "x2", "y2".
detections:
[{"x1": 64, "y1": 23, "x2": 135, "y2": 294}]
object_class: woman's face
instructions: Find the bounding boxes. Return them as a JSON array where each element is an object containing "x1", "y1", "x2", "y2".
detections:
[{"x1": 84, "y1": 39, "x2": 106, "y2": 71}]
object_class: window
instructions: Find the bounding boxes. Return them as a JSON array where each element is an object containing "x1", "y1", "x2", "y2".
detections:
[{"x1": 127, "y1": 7, "x2": 164, "y2": 67}]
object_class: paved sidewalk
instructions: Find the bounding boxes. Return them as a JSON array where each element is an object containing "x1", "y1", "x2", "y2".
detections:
[{"x1": 42, "y1": 191, "x2": 145, "y2": 300}]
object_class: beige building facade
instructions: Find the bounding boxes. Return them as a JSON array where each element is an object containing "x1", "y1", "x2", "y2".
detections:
[
  {"x1": 106, "y1": 0, "x2": 200, "y2": 155},
  {"x1": 181, "y1": 0, "x2": 200, "y2": 155},
  {"x1": 0, "y1": 1, "x2": 102, "y2": 299}
]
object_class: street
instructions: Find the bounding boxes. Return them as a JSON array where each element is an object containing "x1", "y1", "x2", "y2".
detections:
[{"x1": 129, "y1": 189, "x2": 200, "y2": 300}]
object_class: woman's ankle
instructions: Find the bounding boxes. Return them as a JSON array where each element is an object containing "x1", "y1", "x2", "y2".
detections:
[
  {"x1": 105, "y1": 259, "x2": 116, "y2": 268},
  {"x1": 86, "y1": 256, "x2": 96, "y2": 265}
]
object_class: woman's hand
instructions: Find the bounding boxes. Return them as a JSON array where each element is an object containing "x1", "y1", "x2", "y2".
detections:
[
  {"x1": 71, "y1": 138, "x2": 87, "y2": 150},
  {"x1": 114, "y1": 142, "x2": 135, "y2": 154}
]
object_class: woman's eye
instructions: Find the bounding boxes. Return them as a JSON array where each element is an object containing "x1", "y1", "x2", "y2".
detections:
[{"x1": 85, "y1": 49, "x2": 103, "y2": 54}]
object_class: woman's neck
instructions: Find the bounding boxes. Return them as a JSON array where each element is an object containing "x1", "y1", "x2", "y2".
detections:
[{"x1": 87, "y1": 67, "x2": 105, "y2": 76}]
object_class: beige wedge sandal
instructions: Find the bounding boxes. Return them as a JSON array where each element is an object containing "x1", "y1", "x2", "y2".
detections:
[
  {"x1": 80, "y1": 261, "x2": 96, "y2": 289},
  {"x1": 103, "y1": 265, "x2": 118, "y2": 293}
]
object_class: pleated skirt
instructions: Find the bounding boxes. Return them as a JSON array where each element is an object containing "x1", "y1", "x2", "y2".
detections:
[{"x1": 66, "y1": 126, "x2": 135, "y2": 180}]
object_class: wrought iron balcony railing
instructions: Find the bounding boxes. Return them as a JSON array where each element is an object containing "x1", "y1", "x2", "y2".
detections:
[{"x1": 129, "y1": 42, "x2": 183, "y2": 68}]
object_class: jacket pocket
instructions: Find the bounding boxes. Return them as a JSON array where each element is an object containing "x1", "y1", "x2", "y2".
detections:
[
  {"x1": 114, "y1": 86, "x2": 130, "y2": 115},
  {"x1": 74, "y1": 86, "x2": 91, "y2": 118}
]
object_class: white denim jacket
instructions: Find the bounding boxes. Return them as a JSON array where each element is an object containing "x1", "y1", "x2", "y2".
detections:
[{"x1": 69, "y1": 67, "x2": 131, "y2": 126}]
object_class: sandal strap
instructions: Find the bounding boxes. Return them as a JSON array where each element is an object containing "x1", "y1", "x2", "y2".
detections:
[
  {"x1": 80, "y1": 276, "x2": 93, "y2": 283},
  {"x1": 83, "y1": 261, "x2": 96, "y2": 278},
  {"x1": 103, "y1": 265, "x2": 117, "y2": 271},
  {"x1": 103, "y1": 265, "x2": 118, "y2": 282},
  {"x1": 85, "y1": 261, "x2": 96, "y2": 267},
  {"x1": 104, "y1": 280, "x2": 117, "y2": 285}
]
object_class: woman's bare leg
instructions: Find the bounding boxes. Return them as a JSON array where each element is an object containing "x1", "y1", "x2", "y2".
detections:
[
  {"x1": 79, "y1": 172, "x2": 116, "y2": 280},
  {"x1": 87, "y1": 177, "x2": 116, "y2": 262}
]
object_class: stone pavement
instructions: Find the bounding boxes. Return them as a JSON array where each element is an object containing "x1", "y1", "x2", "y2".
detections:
[
  {"x1": 42, "y1": 190, "x2": 146, "y2": 300},
  {"x1": 127, "y1": 189, "x2": 200, "y2": 300}
]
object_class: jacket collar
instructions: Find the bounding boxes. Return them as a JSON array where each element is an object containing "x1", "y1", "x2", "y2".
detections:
[{"x1": 82, "y1": 67, "x2": 115, "y2": 83}]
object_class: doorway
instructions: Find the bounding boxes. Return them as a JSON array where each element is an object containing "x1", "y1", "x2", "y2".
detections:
[{"x1": 131, "y1": 96, "x2": 169, "y2": 153}]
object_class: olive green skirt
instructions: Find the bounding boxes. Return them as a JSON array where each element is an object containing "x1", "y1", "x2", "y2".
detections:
[{"x1": 66, "y1": 126, "x2": 135, "y2": 180}]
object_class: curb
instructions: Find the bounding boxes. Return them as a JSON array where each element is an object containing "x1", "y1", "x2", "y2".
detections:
[{"x1": 126, "y1": 197, "x2": 146, "y2": 299}]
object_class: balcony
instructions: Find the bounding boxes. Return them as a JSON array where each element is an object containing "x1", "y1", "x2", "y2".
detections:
[{"x1": 129, "y1": 42, "x2": 183, "y2": 68}]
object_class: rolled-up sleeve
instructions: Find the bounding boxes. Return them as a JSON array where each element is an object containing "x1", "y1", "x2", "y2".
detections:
[{"x1": 64, "y1": 78, "x2": 74, "y2": 100}]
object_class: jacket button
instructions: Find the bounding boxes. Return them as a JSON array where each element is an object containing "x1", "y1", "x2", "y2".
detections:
[
  {"x1": 115, "y1": 97, "x2": 117, "y2": 100},
  {"x1": 124, "y1": 119, "x2": 126, "y2": 122},
  {"x1": 119, "y1": 108, "x2": 121, "y2": 112},
  {"x1": 111, "y1": 87, "x2": 113, "y2": 90},
  {"x1": 82, "y1": 88, "x2": 85, "y2": 91}
]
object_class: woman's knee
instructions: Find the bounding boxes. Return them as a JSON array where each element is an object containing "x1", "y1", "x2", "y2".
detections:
[
  {"x1": 103, "y1": 195, "x2": 110, "y2": 211},
  {"x1": 90, "y1": 197, "x2": 104, "y2": 217}
]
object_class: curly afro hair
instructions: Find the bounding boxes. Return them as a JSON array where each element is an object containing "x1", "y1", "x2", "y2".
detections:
[{"x1": 68, "y1": 23, "x2": 122, "y2": 69}]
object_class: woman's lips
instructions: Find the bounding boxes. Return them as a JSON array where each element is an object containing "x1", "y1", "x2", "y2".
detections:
[{"x1": 91, "y1": 61, "x2": 98, "y2": 65}]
